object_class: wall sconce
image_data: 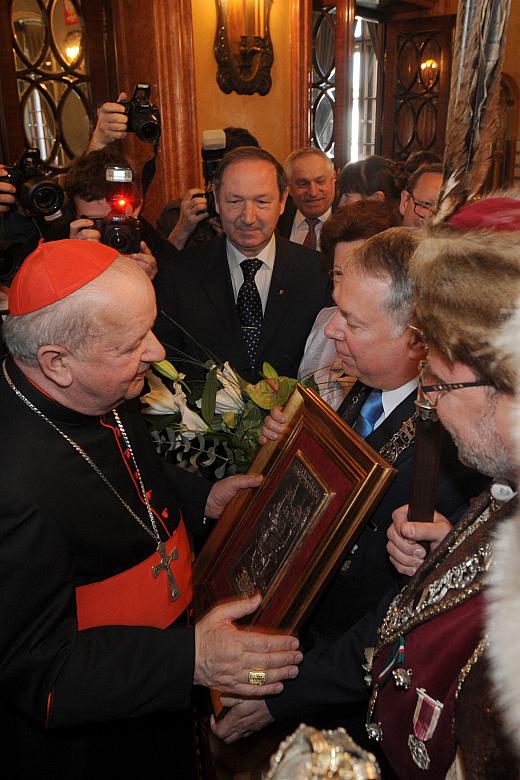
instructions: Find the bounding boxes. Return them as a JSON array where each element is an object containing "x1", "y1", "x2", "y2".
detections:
[
  {"x1": 420, "y1": 58, "x2": 439, "y2": 90},
  {"x1": 214, "y1": 0, "x2": 274, "y2": 96}
]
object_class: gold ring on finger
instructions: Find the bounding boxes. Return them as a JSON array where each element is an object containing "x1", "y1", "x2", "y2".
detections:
[{"x1": 248, "y1": 669, "x2": 267, "y2": 686}]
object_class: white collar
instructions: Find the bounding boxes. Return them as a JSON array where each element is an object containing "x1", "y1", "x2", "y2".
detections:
[
  {"x1": 381, "y1": 376, "x2": 419, "y2": 420},
  {"x1": 226, "y1": 233, "x2": 276, "y2": 271},
  {"x1": 294, "y1": 207, "x2": 332, "y2": 229}
]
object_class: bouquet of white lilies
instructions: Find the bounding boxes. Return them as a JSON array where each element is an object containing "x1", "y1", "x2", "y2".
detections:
[{"x1": 141, "y1": 358, "x2": 312, "y2": 478}]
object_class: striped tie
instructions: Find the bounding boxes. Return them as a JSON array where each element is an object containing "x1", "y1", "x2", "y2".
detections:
[{"x1": 303, "y1": 217, "x2": 319, "y2": 250}]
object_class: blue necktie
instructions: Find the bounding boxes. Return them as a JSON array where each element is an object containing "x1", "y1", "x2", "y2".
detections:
[
  {"x1": 237, "y1": 258, "x2": 263, "y2": 368},
  {"x1": 353, "y1": 389, "x2": 383, "y2": 438}
]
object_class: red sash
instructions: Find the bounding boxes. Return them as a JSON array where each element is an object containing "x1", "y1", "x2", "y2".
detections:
[{"x1": 75, "y1": 521, "x2": 193, "y2": 630}]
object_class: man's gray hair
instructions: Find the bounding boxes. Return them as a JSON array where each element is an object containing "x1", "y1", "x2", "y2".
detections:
[
  {"x1": 3, "y1": 256, "x2": 134, "y2": 365},
  {"x1": 350, "y1": 227, "x2": 419, "y2": 334},
  {"x1": 284, "y1": 147, "x2": 334, "y2": 179}
]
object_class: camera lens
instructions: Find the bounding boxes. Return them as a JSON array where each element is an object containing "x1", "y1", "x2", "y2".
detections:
[
  {"x1": 133, "y1": 111, "x2": 161, "y2": 143},
  {"x1": 19, "y1": 178, "x2": 65, "y2": 217},
  {"x1": 105, "y1": 224, "x2": 133, "y2": 253},
  {"x1": 33, "y1": 183, "x2": 63, "y2": 214}
]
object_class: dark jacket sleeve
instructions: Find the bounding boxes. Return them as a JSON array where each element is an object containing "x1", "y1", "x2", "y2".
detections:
[
  {"x1": 266, "y1": 590, "x2": 396, "y2": 722},
  {"x1": 0, "y1": 490, "x2": 195, "y2": 728}
]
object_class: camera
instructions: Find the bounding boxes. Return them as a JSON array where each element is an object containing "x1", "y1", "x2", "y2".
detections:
[
  {"x1": 119, "y1": 83, "x2": 161, "y2": 144},
  {"x1": 92, "y1": 214, "x2": 141, "y2": 254},
  {"x1": 88, "y1": 165, "x2": 141, "y2": 254},
  {"x1": 191, "y1": 190, "x2": 218, "y2": 219},
  {"x1": 194, "y1": 129, "x2": 227, "y2": 219},
  {"x1": 201, "y1": 129, "x2": 226, "y2": 185},
  {"x1": 0, "y1": 148, "x2": 64, "y2": 218}
]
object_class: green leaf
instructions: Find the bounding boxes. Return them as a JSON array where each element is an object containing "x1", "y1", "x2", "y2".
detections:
[
  {"x1": 201, "y1": 366, "x2": 218, "y2": 425},
  {"x1": 262, "y1": 362, "x2": 279, "y2": 380},
  {"x1": 222, "y1": 411, "x2": 238, "y2": 429}
]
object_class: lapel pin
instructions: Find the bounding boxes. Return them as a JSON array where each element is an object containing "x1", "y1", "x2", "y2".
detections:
[{"x1": 279, "y1": 289, "x2": 285, "y2": 296}]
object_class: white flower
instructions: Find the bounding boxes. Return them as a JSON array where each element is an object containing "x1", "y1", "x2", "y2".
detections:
[
  {"x1": 215, "y1": 362, "x2": 245, "y2": 414},
  {"x1": 178, "y1": 403, "x2": 209, "y2": 439},
  {"x1": 141, "y1": 371, "x2": 187, "y2": 415}
]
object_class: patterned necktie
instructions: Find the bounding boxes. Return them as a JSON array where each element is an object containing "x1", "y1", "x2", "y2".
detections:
[
  {"x1": 353, "y1": 389, "x2": 383, "y2": 438},
  {"x1": 237, "y1": 258, "x2": 263, "y2": 368},
  {"x1": 303, "y1": 217, "x2": 319, "y2": 250}
]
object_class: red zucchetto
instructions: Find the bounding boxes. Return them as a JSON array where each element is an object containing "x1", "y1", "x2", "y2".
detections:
[
  {"x1": 9, "y1": 239, "x2": 119, "y2": 316},
  {"x1": 448, "y1": 197, "x2": 520, "y2": 231}
]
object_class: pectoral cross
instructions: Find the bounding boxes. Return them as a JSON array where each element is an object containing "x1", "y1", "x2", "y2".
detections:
[{"x1": 152, "y1": 541, "x2": 180, "y2": 601}]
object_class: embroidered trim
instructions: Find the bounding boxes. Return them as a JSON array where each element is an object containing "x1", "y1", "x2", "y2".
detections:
[
  {"x1": 454, "y1": 636, "x2": 488, "y2": 701},
  {"x1": 379, "y1": 545, "x2": 492, "y2": 642}
]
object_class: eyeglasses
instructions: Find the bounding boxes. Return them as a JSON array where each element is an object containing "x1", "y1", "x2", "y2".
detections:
[
  {"x1": 411, "y1": 194, "x2": 437, "y2": 218},
  {"x1": 328, "y1": 268, "x2": 343, "y2": 284},
  {"x1": 419, "y1": 361, "x2": 492, "y2": 407}
]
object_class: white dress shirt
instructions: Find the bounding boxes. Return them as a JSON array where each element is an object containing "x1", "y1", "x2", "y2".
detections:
[
  {"x1": 226, "y1": 234, "x2": 277, "y2": 312},
  {"x1": 289, "y1": 207, "x2": 332, "y2": 251},
  {"x1": 373, "y1": 376, "x2": 419, "y2": 431}
]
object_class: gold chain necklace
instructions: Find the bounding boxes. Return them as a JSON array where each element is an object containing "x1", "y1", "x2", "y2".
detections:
[{"x1": 3, "y1": 359, "x2": 181, "y2": 599}]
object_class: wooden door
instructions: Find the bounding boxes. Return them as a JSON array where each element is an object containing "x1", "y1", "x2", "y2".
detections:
[{"x1": 381, "y1": 13, "x2": 455, "y2": 161}]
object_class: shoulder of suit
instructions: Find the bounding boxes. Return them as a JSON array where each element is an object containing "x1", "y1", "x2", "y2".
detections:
[
  {"x1": 163, "y1": 235, "x2": 226, "y2": 272},
  {"x1": 275, "y1": 235, "x2": 323, "y2": 264}
]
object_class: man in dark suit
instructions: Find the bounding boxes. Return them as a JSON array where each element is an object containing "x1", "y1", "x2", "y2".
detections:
[
  {"x1": 154, "y1": 147, "x2": 331, "y2": 384},
  {"x1": 276, "y1": 147, "x2": 336, "y2": 250}
]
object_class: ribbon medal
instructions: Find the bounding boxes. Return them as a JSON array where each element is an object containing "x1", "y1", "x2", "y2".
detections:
[{"x1": 408, "y1": 688, "x2": 444, "y2": 770}]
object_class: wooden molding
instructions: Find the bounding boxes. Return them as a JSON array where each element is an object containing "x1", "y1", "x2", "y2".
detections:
[
  {"x1": 109, "y1": 0, "x2": 198, "y2": 222},
  {"x1": 290, "y1": 0, "x2": 312, "y2": 150},
  {"x1": 334, "y1": 0, "x2": 356, "y2": 169}
]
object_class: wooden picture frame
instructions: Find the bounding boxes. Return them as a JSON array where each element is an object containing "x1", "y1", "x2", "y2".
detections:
[{"x1": 193, "y1": 386, "x2": 396, "y2": 632}]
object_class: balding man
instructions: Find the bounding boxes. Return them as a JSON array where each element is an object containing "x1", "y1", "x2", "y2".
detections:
[
  {"x1": 0, "y1": 240, "x2": 302, "y2": 779},
  {"x1": 399, "y1": 163, "x2": 443, "y2": 227},
  {"x1": 277, "y1": 147, "x2": 336, "y2": 250}
]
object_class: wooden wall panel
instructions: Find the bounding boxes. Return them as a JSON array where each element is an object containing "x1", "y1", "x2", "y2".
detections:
[
  {"x1": 110, "y1": 0, "x2": 198, "y2": 222},
  {"x1": 290, "y1": 0, "x2": 312, "y2": 149},
  {"x1": 334, "y1": 0, "x2": 356, "y2": 169}
]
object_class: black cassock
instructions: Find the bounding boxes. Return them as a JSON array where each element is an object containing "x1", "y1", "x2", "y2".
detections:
[{"x1": 0, "y1": 357, "x2": 212, "y2": 779}]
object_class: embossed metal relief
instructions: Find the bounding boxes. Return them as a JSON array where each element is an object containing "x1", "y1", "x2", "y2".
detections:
[{"x1": 214, "y1": 0, "x2": 274, "y2": 96}]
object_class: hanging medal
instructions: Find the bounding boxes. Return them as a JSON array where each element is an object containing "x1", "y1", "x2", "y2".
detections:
[{"x1": 408, "y1": 688, "x2": 444, "y2": 770}]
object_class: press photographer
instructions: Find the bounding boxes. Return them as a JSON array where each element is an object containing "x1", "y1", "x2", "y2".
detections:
[
  {"x1": 0, "y1": 149, "x2": 69, "y2": 287},
  {"x1": 63, "y1": 145, "x2": 179, "y2": 280}
]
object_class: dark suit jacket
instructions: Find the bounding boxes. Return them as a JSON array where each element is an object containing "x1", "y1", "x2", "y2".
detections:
[
  {"x1": 267, "y1": 380, "x2": 488, "y2": 725},
  {"x1": 276, "y1": 195, "x2": 298, "y2": 239},
  {"x1": 305, "y1": 380, "x2": 489, "y2": 643},
  {"x1": 153, "y1": 235, "x2": 332, "y2": 384}
]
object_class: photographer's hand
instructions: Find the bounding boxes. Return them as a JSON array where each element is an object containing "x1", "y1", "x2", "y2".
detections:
[
  {"x1": 88, "y1": 92, "x2": 129, "y2": 151},
  {"x1": 128, "y1": 241, "x2": 157, "y2": 281},
  {"x1": 0, "y1": 167, "x2": 16, "y2": 214},
  {"x1": 208, "y1": 216, "x2": 225, "y2": 236},
  {"x1": 167, "y1": 188, "x2": 209, "y2": 250},
  {"x1": 69, "y1": 218, "x2": 102, "y2": 242}
]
